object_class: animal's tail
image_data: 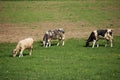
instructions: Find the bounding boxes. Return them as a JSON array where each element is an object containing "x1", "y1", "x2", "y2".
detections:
[{"x1": 85, "y1": 32, "x2": 96, "y2": 47}]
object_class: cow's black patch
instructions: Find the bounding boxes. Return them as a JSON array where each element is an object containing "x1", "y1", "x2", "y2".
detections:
[{"x1": 97, "y1": 29, "x2": 107, "y2": 37}]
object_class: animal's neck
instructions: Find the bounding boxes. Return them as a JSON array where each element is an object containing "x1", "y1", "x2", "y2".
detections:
[{"x1": 16, "y1": 45, "x2": 20, "y2": 52}]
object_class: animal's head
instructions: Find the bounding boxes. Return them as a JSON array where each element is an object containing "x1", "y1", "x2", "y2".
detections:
[
  {"x1": 58, "y1": 28, "x2": 65, "y2": 34},
  {"x1": 12, "y1": 49, "x2": 17, "y2": 57},
  {"x1": 107, "y1": 29, "x2": 113, "y2": 39},
  {"x1": 107, "y1": 29, "x2": 113, "y2": 36},
  {"x1": 85, "y1": 41, "x2": 90, "y2": 47}
]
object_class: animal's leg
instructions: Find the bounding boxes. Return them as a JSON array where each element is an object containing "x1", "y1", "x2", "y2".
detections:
[
  {"x1": 62, "y1": 35, "x2": 65, "y2": 46},
  {"x1": 29, "y1": 46, "x2": 33, "y2": 56},
  {"x1": 56, "y1": 39, "x2": 59, "y2": 46},
  {"x1": 48, "y1": 41, "x2": 51, "y2": 47},
  {"x1": 19, "y1": 49, "x2": 24, "y2": 57},
  {"x1": 62, "y1": 40, "x2": 64, "y2": 46},
  {"x1": 105, "y1": 40, "x2": 109, "y2": 47},
  {"x1": 45, "y1": 43, "x2": 48, "y2": 48},
  {"x1": 105, "y1": 44, "x2": 107, "y2": 47},
  {"x1": 43, "y1": 41, "x2": 46, "y2": 47},
  {"x1": 110, "y1": 39, "x2": 113, "y2": 47},
  {"x1": 48, "y1": 43, "x2": 51, "y2": 47},
  {"x1": 57, "y1": 42, "x2": 60, "y2": 46},
  {"x1": 47, "y1": 39, "x2": 51, "y2": 47},
  {"x1": 97, "y1": 43, "x2": 99, "y2": 47},
  {"x1": 92, "y1": 40, "x2": 96, "y2": 48},
  {"x1": 46, "y1": 41, "x2": 50, "y2": 48},
  {"x1": 96, "y1": 40, "x2": 99, "y2": 47}
]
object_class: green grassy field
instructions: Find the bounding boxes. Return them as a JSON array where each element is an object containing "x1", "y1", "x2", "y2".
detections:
[
  {"x1": 0, "y1": 0, "x2": 120, "y2": 80},
  {"x1": 0, "y1": 37, "x2": 120, "y2": 80},
  {"x1": 0, "y1": 0, "x2": 120, "y2": 27}
]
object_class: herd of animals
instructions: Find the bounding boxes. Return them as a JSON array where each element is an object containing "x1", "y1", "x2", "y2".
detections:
[{"x1": 12, "y1": 28, "x2": 113, "y2": 57}]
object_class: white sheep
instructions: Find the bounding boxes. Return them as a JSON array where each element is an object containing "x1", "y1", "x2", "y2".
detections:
[{"x1": 12, "y1": 38, "x2": 34, "y2": 57}]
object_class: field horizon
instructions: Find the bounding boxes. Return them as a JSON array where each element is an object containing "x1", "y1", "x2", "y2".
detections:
[{"x1": 0, "y1": 0, "x2": 120, "y2": 43}]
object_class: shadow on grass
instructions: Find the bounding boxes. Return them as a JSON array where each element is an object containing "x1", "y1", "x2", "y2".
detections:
[
  {"x1": 83, "y1": 44, "x2": 108, "y2": 48},
  {"x1": 39, "y1": 40, "x2": 59, "y2": 47},
  {"x1": 9, "y1": 53, "x2": 30, "y2": 58},
  {"x1": 117, "y1": 57, "x2": 120, "y2": 60}
]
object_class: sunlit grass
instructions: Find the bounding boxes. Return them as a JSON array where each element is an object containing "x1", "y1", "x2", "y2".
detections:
[
  {"x1": 0, "y1": 37, "x2": 120, "y2": 80},
  {"x1": 0, "y1": 1, "x2": 120, "y2": 27}
]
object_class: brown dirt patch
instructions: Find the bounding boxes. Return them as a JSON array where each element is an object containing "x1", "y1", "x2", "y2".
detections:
[{"x1": 0, "y1": 21, "x2": 119, "y2": 43}]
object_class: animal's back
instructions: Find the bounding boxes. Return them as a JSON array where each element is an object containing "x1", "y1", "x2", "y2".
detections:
[
  {"x1": 19, "y1": 38, "x2": 34, "y2": 48},
  {"x1": 97, "y1": 29, "x2": 107, "y2": 37}
]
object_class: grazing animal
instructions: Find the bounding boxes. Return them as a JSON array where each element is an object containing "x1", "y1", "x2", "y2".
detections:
[
  {"x1": 12, "y1": 38, "x2": 34, "y2": 57},
  {"x1": 43, "y1": 28, "x2": 65, "y2": 47},
  {"x1": 85, "y1": 29, "x2": 113, "y2": 48}
]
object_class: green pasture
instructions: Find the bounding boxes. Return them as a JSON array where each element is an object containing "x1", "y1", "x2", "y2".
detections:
[
  {"x1": 0, "y1": 37, "x2": 120, "y2": 80},
  {"x1": 0, "y1": 0, "x2": 120, "y2": 27},
  {"x1": 0, "y1": 1, "x2": 120, "y2": 80}
]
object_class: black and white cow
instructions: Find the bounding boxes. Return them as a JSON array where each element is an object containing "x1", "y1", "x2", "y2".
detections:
[
  {"x1": 85, "y1": 29, "x2": 113, "y2": 48},
  {"x1": 43, "y1": 28, "x2": 65, "y2": 47}
]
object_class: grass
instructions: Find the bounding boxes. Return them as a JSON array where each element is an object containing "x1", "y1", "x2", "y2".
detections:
[
  {"x1": 0, "y1": 1, "x2": 120, "y2": 27},
  {"x1": 0, "y1": 1, "x2": 120, "y2": 80},
  {"x1": 0, "y1": 37, "x2": 120, "y2": 80}
]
